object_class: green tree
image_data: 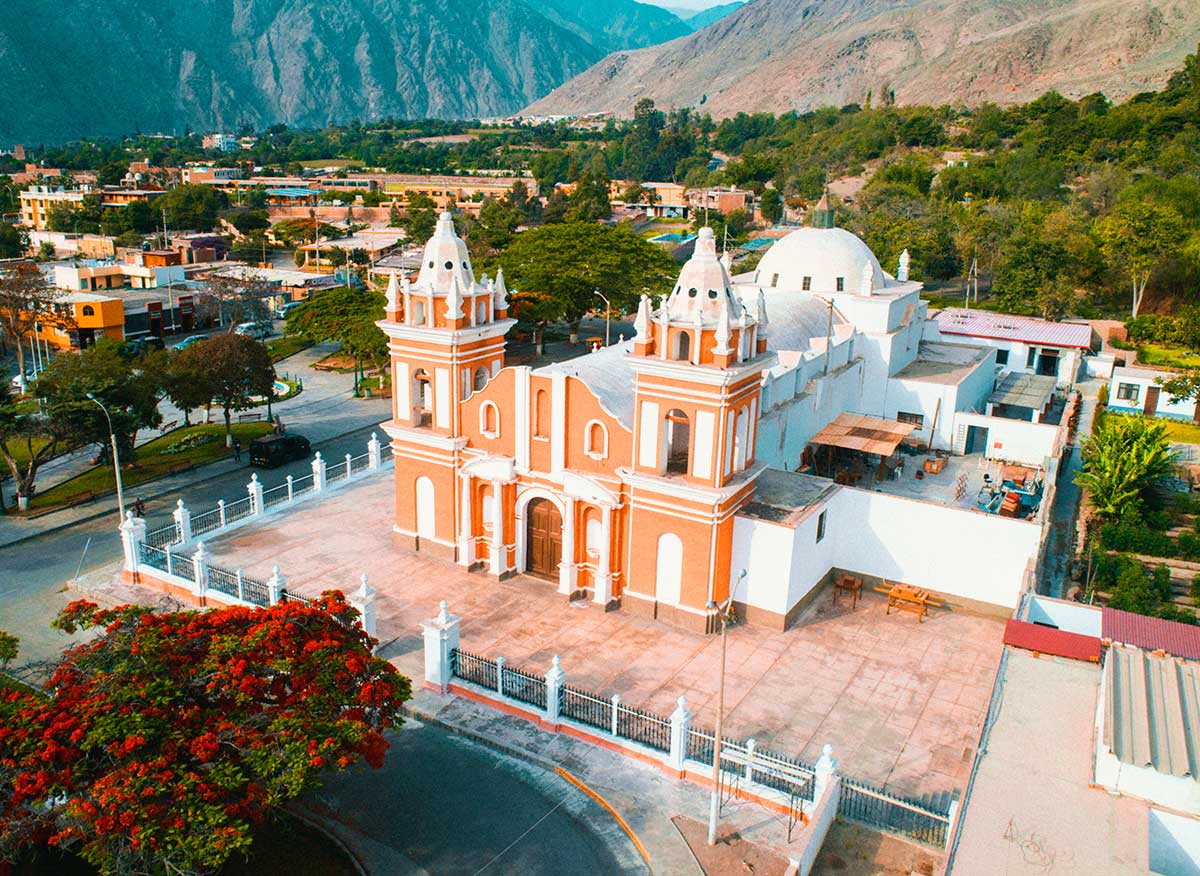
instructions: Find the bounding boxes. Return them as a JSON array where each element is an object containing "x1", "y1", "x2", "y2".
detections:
[
  {"x1": 0, "y1": 223, "x2": 25, "y2": 259},
  {"x1": 1076, "y1": 415, "x2": 1178, "y2": 519},
  {"x1": 0, "y1": 381, "x2": 70, "y2": 508},
  {"x1": 176, "y1": 334, "x2": 274, "y2": 447},
  {"x1": 0, "y1": 630, "x2": 16, "y2": 669},
  {"x1": 498, "y1": 222, "x2": 677, "y2": 343},
  {"x1": 0, "y1": 263, "x2": 72, "y2": 394},
  {"x1": 1098, "y1": 201, "x2": 1190, "y2": 317},
  {"x1": 225, "y1": 208, "x2": 269, "y2": 236},
  {"x1": 400, "y1": 192, "x2": 438, "y2": 242},
  {"x1": 157, "y1": 184, "x2": 230, "y2": 231},
  {"x1": 286, "y1": 286, "x2": 387, "y2": 391},
  {"x1": 759, "y1": 188, "x2": 783, "y2": 224}
]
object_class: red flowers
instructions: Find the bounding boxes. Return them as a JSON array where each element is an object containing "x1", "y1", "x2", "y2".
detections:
[{"x1": 0, "y1": 594, "x2": 411, "y2": 875}]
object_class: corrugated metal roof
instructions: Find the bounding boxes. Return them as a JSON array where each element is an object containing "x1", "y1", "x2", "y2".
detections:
[
  {"x1": 936, "y1": 308, "x2": 1093, "y2": 349},
  {"x1": 1003, "y1": 619, "x2": 1102, "y2": 662},
  {"x1": 1104, "y1": 645, "x2": 1200, "y2": 779},
  {"x1": 1103, "y1": 607, "x2": 1200, "y2": 661},
  {"x1": 988, "y1": 372, "x2": 1056, "y2": 409}
]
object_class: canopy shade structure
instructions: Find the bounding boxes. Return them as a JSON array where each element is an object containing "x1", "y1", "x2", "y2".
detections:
[
  {"x1": 809, "y1": 413, "x2": 916, "y2": 457},
  {"x1": 989, "y1": 373, "x2": 1056, "y2": 411}
]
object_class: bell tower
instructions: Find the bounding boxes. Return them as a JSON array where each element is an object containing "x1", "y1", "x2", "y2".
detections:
[
  {"x1": 379, "y1": 212, "x2": 516, "y2": 556},
  {"x1": 621, "y1": 228, "x2": 776, "y2": 630}
]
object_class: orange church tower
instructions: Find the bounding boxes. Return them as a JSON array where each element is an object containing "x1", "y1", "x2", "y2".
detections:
[
  {"x1": 621, "y1": 227, "x2": 775, "y2": 631},
  {"x1": 378, "y1": 212, "x2": 516, "y2": 557}
]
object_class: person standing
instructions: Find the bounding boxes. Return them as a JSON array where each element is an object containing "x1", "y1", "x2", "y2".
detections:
[{"x1": 233, "y1": 439, "x2": 242, "y2": 462}]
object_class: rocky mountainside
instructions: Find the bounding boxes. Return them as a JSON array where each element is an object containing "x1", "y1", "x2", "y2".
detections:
[
  {"x1": 0, "y1": 0, "x2": 676, "y2": 144},
  {"x1": 526, "y1": 0, "x2": 1200, "y2": 117},
  {"x1": 684, "y1": 2, "x2": 744, "y2": 30}
]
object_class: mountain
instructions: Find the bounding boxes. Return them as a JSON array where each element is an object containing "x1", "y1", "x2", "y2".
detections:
[
  {"x1": 538, "y1": 0, "x2": 690, "y2": 53},
  {"x1": 684, "y1": 2, "x2": 744, "y2": 30},
  {"x1": 0, "y1": 0, "x2": 679, "y2": 145},
  {"x1": 526, "y1": 0, "x2": 1200, "y2": 118}
]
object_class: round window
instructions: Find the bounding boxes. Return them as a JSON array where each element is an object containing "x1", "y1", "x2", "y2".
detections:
[
  {"x1": 688, "y1": 288, "x2": 698, "y2": 298},
  {"x1": 443, "y1": 261, "x2": 453, "y2": 270},
  {"x1": 708, "y1": 289, "x2": 719, "y2": 299}
]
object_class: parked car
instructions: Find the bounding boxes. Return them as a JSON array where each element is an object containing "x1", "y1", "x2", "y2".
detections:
[
  {"x1": 121, "y1": 336, "x2": 166, "y2": 358},
  {"x1": 9, "y1": 370, "x2": 36, "y2": 389},
  {"x1": 235, "y1": 321, "x2": 272, "y2": 340},
  {"x1": 274, "y1": 301, "x2": 306, "y2": 320},
  {"x1": 249, "y1": 434, "x2": 311, "y2": 468},
  {"x1": 173, "y1": 334, "x2": 207, "y2": 351}
]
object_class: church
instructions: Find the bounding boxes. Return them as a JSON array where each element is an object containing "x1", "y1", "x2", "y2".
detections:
[{"x1": 379, "y1": 205, "x2": 1072, "y2": 631}]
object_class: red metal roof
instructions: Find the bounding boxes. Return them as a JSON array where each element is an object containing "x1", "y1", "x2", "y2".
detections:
[
  {"x1": 1102, "y1": 607, "x2": 1200, "y2": 661},
  {"x1": 1003, "y1": 619, "x2": 1102, "y2": 662},
  {"x1": 935, "y1": 308, "x2": 1093, "y2": 349}
]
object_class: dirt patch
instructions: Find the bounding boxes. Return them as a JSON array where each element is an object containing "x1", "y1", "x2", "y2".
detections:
[
  {"x1": 673, "y1": 815, "x2": 790, "y2": 876},
  {"x1": 812, "y1": 822, "x2": 941, "y2": 876}
]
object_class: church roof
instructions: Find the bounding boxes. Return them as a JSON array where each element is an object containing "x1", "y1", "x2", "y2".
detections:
[
  {"x1": 536, "y1": 341, "x2": 637, "y2": 428},
  {"x1": 755, "y1": 226, "x2": 886, "y2": 295},
  {"x1": 754, "y1": 290, "x2": 846, "y2": 353}
]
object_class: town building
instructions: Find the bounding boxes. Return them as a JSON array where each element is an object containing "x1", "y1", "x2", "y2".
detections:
[
  {"x1": 204, "y1": 264, "x2": 340, "y2": 310},
  {"x1": 202, "y1": 133, "x2": 241, "y2": 152},
  {"x1": 296, "y1": 230, "x2": 404, "y2": 270},
  {"x1": 927, "y1": 307, "x2": 1094, "y2": 386},
  {"x1": 53, "y1": 257, "x2": 186, "y2": 292},
  {"x1": 379, "y1": 206, "x2": 1071, "y2": 632},
  {"x1": 34, "y1": 291, "x2": 125, "y2": 350},
  {"x1": 1107, "y1": 365, "x2": 1197, "y2": 422},
  {"x1": 18, "y1": 185, "x2": 165, "y2": 231},
  {"x1": 181, "y1": 163, "x2": 243, "y2": 185},
  {"x1": 687, "y1": 186, "x2": 756, "y2": 218}
]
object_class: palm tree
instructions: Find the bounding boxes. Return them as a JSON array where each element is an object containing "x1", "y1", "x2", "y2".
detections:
[{"x1": 1076, "y1": 415, "x2": 1178, "y2": 519}]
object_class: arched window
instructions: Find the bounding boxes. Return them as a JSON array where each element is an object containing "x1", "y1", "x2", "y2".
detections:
[
  {"x1": 473, "y1": 366, "x2": 489, "y2": 392},
  {"x1": 654, "y1": 533, "x2": 683, "y2": 605},
  {"x1": 480, "y1": 401, "x2": 500, "y2": 438},
  {"x1": 412, "y1": 369, "x2": 432, "y2": 427},
  {"x1": 584, "y1": 420, "x2": 608, "y2": 459},
  {"x1": 415, "y1": 476, "x2": 435, "y2": 540},
  {"x1": 475, "y1": 298, "x2": 489, "y2": 324},
  {"x1": 733, "y1": 407, "x2": 749, "y2": 470},
  {"x1": 663, "y1": 409, "x2": 690, "y2": 475},
  {"x1": 674, "y1": 331, "x2": 691, "y2": 362},
  {"x1": 81, "y1": 304, "x2": 95, "y2": 316},
  {"x1": 534, "y1": 389, "x2": 550, "y2": 438},
  {"x1": 410, "y1": 298, "x2": 426, "y2": 326}
]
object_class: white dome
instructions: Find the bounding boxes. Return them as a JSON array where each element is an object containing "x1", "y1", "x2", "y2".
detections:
[
  {"x1": 663, "y1": 227, "x2": 740, "y2": 324},
  {"x1": 416, "y1": 212, "x2": 475, "y2": 295},
  {"x1": 755, "y1": 227, "x2": 885, "y2": 295}
]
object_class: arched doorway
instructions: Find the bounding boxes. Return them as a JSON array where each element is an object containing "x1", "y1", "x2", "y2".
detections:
[
  {"x1": 525, "y1": 498, "x2": 563, "y2": 580},
  {"x1": 415, "y1": 476, "x2": 436, "y2": 541},
  {"x1": 655, "y1": 533, "x2": 683, "y2": 605}
]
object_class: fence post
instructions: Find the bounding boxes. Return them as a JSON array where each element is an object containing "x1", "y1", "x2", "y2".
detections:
[
  {"x1": 267, "y1": 565, "x2": 285, "y2": 606},
  {"x1": 119, "y1": 511, "x2": 147, "y2": 574},
  {"x1": 247, "y1": 473, "x2": 264, "y2": 516},
  {"x1": 351, "y1": 573, "x2": 377, "y2": 641},
  {"x1": 368, "y1": 432, "x2": 382, "y2": 469},
  {"x1": 745, "y1": 738, "x2": 757, "y2": 785},
  {"x1": 217, "y1": 499, "x2": 227, "y2": 529},
  {"x1": 814, "y1": 743, "x2": 838, "y2": 802},
  {"x1": 344, "y1": 453, "x2": 353, "y2": 479},
  {"x1": 611, "y1": 694, "x2": 621, "y2": 738},
  {"x1": 165, "y1": 542, "x2": 174, "y2": 576},
  {"x1": 173, "y1": 498, "x2": 192, "y2": 543},
  {"x1": 191, "y1": 541, "x2": 209, "y2": 604},
  {"x1": 420, "y1": 600, "x2": 460, "y2": 694},
  {"x1": 544, "y1": 656, "x2": 565, "y2": 727},
  {"x1": 236, "y1": 570, "x2": 245, "y2": 601},
  {"x1": 286, "y1": 475, "x2": 294, "y2": 502},
  {"x1": 668, "y1": 696, "x2": 692, "y2": 772},
  {"x1": 312, "y1": 452, "x2": 327, "y2": 493},
  {"x1": 496, "y1": 656, "x2": 507, "y2": 698}
]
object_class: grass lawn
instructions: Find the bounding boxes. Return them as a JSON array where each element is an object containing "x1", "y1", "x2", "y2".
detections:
[
  {"x1": 266, "y1": 335, "x2": 313, "y2": 362},
  {"x1": 1164, "y1": 421, "x2": 1200, "y2": 445},
  {"x1": 1, "y1": 435, "x2": 59, "y2": 479},
  {"x1": 27, "y1": 423, "x2": 273, "y2": 511},
  {"x1": 1137, "y1": 343, "x2": 1200, "y2": 370}
]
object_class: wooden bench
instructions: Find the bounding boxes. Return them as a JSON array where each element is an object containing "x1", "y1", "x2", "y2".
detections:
[{"x1": 872, "y1": 582, "x2": 944, "y2": 622}]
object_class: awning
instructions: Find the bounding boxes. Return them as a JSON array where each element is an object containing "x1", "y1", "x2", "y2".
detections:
[
  {"x1": 989, "y1": 373, "x2": 1056, "y2": 410},
  {"x1": 809, "y1": 413, "x2": 915, "y2": 457}
]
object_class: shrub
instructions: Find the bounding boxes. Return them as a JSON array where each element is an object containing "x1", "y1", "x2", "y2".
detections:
[
  {"x1": 1153, "y1": 564, "x2": 1174, "y2": 602},
  {"x1": 1180, "y1": 532, "x2": 1200, "y2": 560},
  {"x1": 1098, "y1": 383, "x2": 1109, "y2": 408}
]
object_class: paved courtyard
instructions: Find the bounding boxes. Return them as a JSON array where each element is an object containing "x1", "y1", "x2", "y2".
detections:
[{"x1": 201, "y1": 475, "x2": 1006, "y2": 801}]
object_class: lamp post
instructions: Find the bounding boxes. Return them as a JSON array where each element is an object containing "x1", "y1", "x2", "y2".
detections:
[
  {"x1": 707, "y1": 595, "x2": 733, "y2": 846},
  {"x1": 86, "y1": 393, "x2": 125, "y2": 519},
  {"x1": 593, "y1": 289, "x2": 611, "y2": 347}
]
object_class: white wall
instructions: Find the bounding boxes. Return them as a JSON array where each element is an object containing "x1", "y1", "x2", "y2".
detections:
[
  {"x1": 1025, "y1": 595, "x2": 1102, "y2": 636},
  {"x1": 883, "y1": 379, "x2": 959, "y2": 450},
  {"x1": 1150, "y1": 809, "x2": 1200, "y2": 876},
  {"x1": 1109, "y1": 370, "x2": 1196, "y2": 421},
  {"x1": 952, "y1": 412, "x2": 1061, "y2": 467},
  {"x1": 756, "y1": 356, "x2": 864, "y2": 471}
]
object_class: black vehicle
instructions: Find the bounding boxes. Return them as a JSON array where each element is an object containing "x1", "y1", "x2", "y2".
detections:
[
  {"x1": 249, "y1": 434, "x2": 311, "y2": 468},
  {"x1": 120, "y1": 336, "x2": 166, "y2": 358}
]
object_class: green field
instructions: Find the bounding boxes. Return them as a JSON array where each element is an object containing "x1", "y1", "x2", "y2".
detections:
[
  {"x1": 27, "y1": 423, "x2": 273, "y2": 511},
  {"x1": 266, "y1": 335, "x2": 312, "y2": 362},
  {"x1": 1137, "y1": 344, "x2": 1200, "y2": 370}
]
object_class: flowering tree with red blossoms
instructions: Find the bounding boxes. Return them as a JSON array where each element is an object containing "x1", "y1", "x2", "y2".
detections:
[{"x1": 0, "y1": 594, "x2": 410, "y2": 876}]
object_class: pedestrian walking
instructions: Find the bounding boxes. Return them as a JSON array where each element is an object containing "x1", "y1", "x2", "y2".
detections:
[
  {"x1": 233, "y1": 439, "x2": 242, "y2": 462},
  {"x1": 133, "y1": 497, "x2": 146, "y2": 517}
]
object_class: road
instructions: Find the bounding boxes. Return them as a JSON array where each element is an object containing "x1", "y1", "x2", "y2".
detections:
[{"x1": 310, "y1": 720, "x2": 644, "y2": 876}]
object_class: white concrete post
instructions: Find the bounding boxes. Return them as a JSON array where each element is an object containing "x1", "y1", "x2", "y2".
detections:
[
  {"x1": 191, "y1": 541, "x2": 209, "y2": 601},
  {"x1": 236, "y1": 570, "x2": 245, "y2": 601},
  {"x1": 247, "y1": 472, "x2": 264, "y2": 516},
  {"x1": 312, "y1": 452, "x2": 327, "y2": 492},
  {"x1": 266, "y1": 565, "x2": 286, "y2": 606},
  {"x1": 611, "y1": 693, "x2": 621, "y2": 737},
  {"x1": 344, "y1": 453, "x2": 353, "y2": 479},
  {"x1": 814, "y1": 743, "x2": 838, "y2": 802},
  {"x1": 668, "y1": 696, "x2": 693, "y2": 771},
  {"x1": 119, "y1": 511, "x2": 147, "y2": 573},
  {"x1": 217, "y1": 499, "x2": 227, "y2": 528},
  {"x1": 745, "y1": 738, "x2": 757, "y2": 784},
  {"x1": 368, "y1": 432, "x2": 382, "y2": 469},
  {"x1": 544, "y1": 656, "x2": 565, "y2": 726},
  {"x1": 286, "y1": 475, "x2": 294, "y2": 502},
  {"x1": 173, "y1": 498, "x2": 192, "y2": 543},
  {"x1": 351, "y1": 573, "x2": 377, "y2": 641},
  {"x1": 558, "y1": 496, "x2": 576, "y2": 596},
  {"x1": 496, "y1": 656, "x2": 507, "y2": 698},
  {"x1": 457, "y1": 473, "x2": 475, "y2": 567},
  {"x1": 489, "y1": 481, "x2": 505, "y2": 576},
  {"x1": 593, "y1": 504, "x2": 613, "y2": 606},
  {"x1": 164, "y1": 542, "x2": 174, "y2": 576},
  {"x1": 420, "y1": 600, "x2": 461, "y2": 693}
]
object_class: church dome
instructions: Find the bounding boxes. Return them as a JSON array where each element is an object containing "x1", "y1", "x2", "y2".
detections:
[
  {"x1": 415, "y1": 212, "x2": 475, "y2": 294},
  {"x1": 755, "y1": 226, "x2": 885, "y2": 295},
  {"x1": 663, "y1": 227, "x2": 740, "y2": 324}
]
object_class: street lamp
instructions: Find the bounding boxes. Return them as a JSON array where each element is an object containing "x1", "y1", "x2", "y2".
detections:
[
  {"x1": 86, "y1": 393, "x2": 125, "y2": 519},
  {"x1": 707, "y1": 594, "x2": 734, "y2": 846},
  {"x1": 593, "y1": 289, "x2": 611, "y2": 347}
]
